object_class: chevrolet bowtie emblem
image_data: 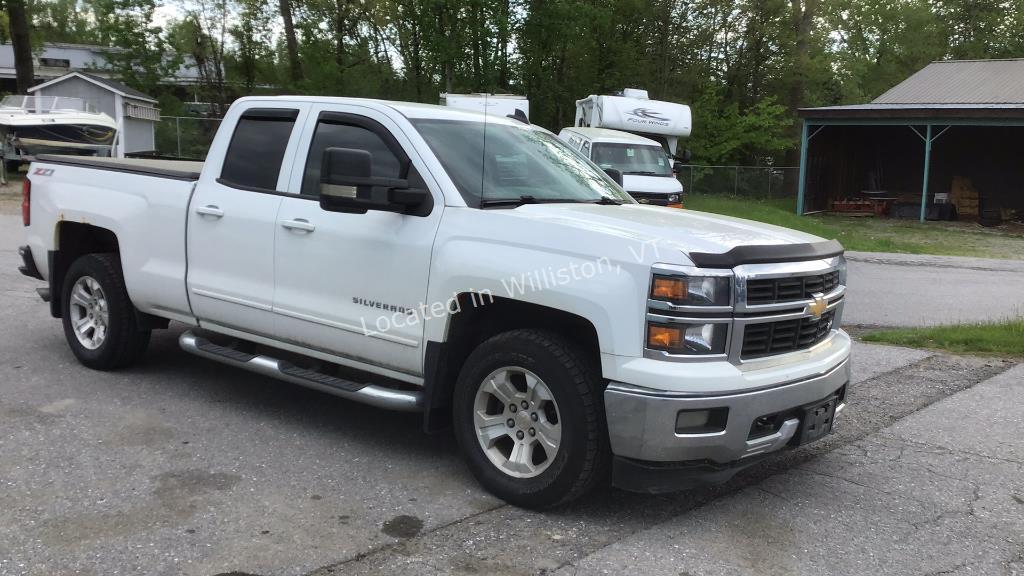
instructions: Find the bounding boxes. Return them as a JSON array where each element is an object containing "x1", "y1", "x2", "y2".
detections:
[{"x1": 806, "y1": 293, "x2": 828, "y2": 319}]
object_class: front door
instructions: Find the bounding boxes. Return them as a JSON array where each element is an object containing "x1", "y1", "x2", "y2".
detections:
[
  {"x1": 187, "y1": 107, "x2": 304, "y2": 336},
  {"x1": 272, "y1": 106, "x2": 443, "y2": 377}
]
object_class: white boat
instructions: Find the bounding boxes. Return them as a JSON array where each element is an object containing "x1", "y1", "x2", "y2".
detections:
[{"x1": 0, "y1": 95, "x2": 118, "y2": 167}]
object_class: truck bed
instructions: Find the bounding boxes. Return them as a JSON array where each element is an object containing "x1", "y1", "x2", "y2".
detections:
[
  {"x1": 26, "y1": 154, "x2": 200, "y2": 324},
  {"x1": 36, "y1": 154, "x2": 204, "y2": 181}
]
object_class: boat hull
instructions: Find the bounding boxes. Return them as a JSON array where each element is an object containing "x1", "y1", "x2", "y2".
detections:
[{"x1": 7, "y1": 123, "x2": 116, "y2": 156}]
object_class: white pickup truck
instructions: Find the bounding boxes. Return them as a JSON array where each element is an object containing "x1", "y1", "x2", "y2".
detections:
[{"x1": 19, "y1": 96, "x2": 850, "y2": 508}]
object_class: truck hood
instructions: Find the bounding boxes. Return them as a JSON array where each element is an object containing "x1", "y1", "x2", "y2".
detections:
[
  {"x1": 621, "y1": 174, "x2": 683, "y2": 195},
  {"x1": 506, "y1": 203, "x2": 825, "y2": 265}
]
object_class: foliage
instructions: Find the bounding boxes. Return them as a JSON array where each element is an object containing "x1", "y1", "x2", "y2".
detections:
[
  {"x1": 862, "y1": 320, "x2": 1024, "y2": 358},
  {"x1": 689, "y1": 92, "x2": 794, "y2": 165},
  {"x1": 4, "y1": 0, "x2": 1024, "y2": 163},
  {"x1": 90, "y1": 0, "x2": 182, "y2": 94}
]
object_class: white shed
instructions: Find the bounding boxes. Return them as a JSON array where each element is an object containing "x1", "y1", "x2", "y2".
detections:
[{"x1": 28, "y1": 72, "x2": 160, "y2": 157}]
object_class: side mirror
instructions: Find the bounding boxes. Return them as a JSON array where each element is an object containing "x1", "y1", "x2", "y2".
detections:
[
  {"x1": 672, "y1": 161, "x2": 686, "y2": 173},
  {"x1": 319, "y1": 147, "x2": 430, "y2": 215},
  {"x1": 603, "y1": 167, "x2": 624, "y2": 187},
  {"x1": 676, "y1": 149, "x2": 692, "y2": 163}
]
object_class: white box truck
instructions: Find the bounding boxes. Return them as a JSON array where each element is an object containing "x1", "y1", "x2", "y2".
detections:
[{"x1": 441, "y1": 93, "x2": 530, "y2": 120}]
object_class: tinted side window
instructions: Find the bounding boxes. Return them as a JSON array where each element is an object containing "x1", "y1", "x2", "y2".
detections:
[
  {"x1": 220, "y1": 109, "x2": 298, "y2": 191},
  {"x1": 301, "y1": 121, "x2": 402, "y2": 197}
]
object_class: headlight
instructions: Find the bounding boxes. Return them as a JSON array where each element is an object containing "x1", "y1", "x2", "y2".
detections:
[
  {"x1": 650, "y1": 274, "x2": 730, "y2": 306},
  {"x1": 836, "y1": 255, "x2": 848, "y2": 285},
  {"x1": 647, "y1": 322, "x2": 728, "y2": 355},
  {"x1": 666, "y1": 194, "x2": 680, "y2": 203}
]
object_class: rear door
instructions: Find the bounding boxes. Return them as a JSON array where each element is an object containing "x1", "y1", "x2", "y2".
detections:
[
  {"x1": 186, "y1": 106, "x2": 307, "y2": 335},
  {"x1": 271, "y1": 105, "x2": 443, "y2": 377}
]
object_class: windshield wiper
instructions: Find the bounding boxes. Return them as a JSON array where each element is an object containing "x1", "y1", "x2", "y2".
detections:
[
  {"x1": 622, "y1": 170, "x2": 659, "y2": 176},
  {"x1": 480, "y1": 195, "x2": 618, "y2": 208},
  {"x1": 479, "y1": 195, "x2": 539, "y2": 208}
]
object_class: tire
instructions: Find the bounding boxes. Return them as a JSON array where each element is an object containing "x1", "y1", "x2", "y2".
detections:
[
  {"x1": 61, "y1": 253, "x2": 151, "y2": 370},
  {"x1": 453, "y1": 329, "x2": 609, "y2": 508}
]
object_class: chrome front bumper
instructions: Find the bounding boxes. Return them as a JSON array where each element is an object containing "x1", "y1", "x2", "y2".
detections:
[{"x1": 605, "y1": 357, "x2": 850, "y2": 465}]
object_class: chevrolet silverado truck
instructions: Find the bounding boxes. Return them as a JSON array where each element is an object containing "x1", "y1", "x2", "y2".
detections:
[{"x1": 18, "y1": 96, "x2": 850, "y2": 508}]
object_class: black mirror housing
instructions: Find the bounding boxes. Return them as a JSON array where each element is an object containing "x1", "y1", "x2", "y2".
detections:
[
  {"x1": 319, "y1": 147, "x2": 431, "y2": 216},
  {"x1": 603, "y1": 167, "x2": 624, "y2": 187}
]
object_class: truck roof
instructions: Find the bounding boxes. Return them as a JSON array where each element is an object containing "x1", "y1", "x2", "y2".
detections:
[
  {"x1": 559, "y1": 127, "x2": 663, "y2": 146},
  {"x1": 440, "y1": 93, "x2": 528, "y2": 100},
  {"x1": 236, "y1": 95, "x2": 528, "y2": 128}
]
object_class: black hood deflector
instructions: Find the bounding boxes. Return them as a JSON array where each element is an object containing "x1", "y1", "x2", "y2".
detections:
[{"x1": 688, "y1": 239, "x2": 844, "y2": 268}]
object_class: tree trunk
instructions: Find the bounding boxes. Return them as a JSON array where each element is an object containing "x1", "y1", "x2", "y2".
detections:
[
  {"x1": 411, "y1": 17, "x2": 423, "y2": 100},
  {"x1": 783, "y1": 0, "x2": 816, "y2": 197},
  {"x1": 279, "y1": 0, "x2": 303, "y2": 83},
  {"x1": 497, "y1": 0, "x2": 509, "y2": 89},
  {"x1": 7, "y1": 0, "x2": 34, "y2": 93},
  {"x1": 335, "y1": 0, "x2": 347, "y2": 70}
]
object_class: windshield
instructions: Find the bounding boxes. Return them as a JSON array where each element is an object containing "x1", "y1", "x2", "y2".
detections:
[
  {"x1": 0, "y1": 95, "x2": 97, "y2": 114},
  {"x1": 591, "y1": 143, "x2": 672, "y2": 177},
  {"x1": 410, "y1": 118, "x2": 633, "y2": 207}
]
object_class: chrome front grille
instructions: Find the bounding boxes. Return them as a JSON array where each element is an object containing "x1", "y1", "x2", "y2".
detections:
[
  {"x1": 740, "y1": 309, "x2": 837, "y2": 359},
  {"x1": 746, "y1": 271, "x2": 840, "y2": 305}
]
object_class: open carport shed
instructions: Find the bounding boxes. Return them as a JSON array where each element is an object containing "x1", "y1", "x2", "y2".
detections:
[{"x1": 796, "y1": 59, "x2": 1024, "y2": 222}]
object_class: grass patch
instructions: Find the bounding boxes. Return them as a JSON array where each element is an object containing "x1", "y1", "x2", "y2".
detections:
[
  {"x1": 862, "y1": 320, "x2": 1024, "y2": 358},
  {"x1": 684, "y1": 195, "x2": 1024, "y2": 259}
]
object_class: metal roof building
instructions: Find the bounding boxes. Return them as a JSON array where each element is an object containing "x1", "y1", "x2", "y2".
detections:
[
  {"x1": 797, "y1": 59, "x2": 1024, "y2": 222},
  {"x1": 0, "y1": 42, "x2": 202, "y2": 87}
]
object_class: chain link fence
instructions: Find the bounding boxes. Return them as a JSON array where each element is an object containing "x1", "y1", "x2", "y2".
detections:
[
  {"x1": 155, "y1": 116, "x2": 223, "y2": 160},
  {"x1": 677, "y1": 165, "x2": 799, "y2": 199}
]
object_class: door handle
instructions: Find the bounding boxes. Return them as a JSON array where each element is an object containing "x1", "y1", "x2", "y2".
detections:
[
  {"x1": 195, "y1": 205, "x2": 224, "y2": 218},
  {"x1": 281, "y1": 218, "x2": 316, "y2": 233}
]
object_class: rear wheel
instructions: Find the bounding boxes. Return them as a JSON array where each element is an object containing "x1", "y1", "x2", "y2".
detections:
[
  {"x1": 61, "y1": 253, "x2": 151, "y2": 369},
  {"x1": 453, "y1": 329, "x2": 608, "y2": 508}
]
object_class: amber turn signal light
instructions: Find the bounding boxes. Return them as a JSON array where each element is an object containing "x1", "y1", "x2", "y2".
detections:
[
  {"x1": 651, "y1": 277, "x2": 687, "y2": 301},
  {"x1": 647, "y1": 324, "x2": 682, "y2": 349}
]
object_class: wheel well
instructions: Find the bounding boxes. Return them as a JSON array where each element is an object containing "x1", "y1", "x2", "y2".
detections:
[
  {"x1": 48, "y1": 222, "x2": 119, "y2": 318},
  {"x1": 422, "y1": 293, "x2": 602, "y2": 433}
]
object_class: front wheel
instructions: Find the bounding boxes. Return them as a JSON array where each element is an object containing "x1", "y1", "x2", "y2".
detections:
[
  {"x1": 453, "y1": 329, "x2": 609, "y2": 508},
  {"x1": 61, "y1": 253, "x2": 151, "y2": 369}
]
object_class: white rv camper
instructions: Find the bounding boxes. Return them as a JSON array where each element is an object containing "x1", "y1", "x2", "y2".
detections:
[
  {"x1": 440, "y1": 93, "x2": 530, "y2": 120},
  {"x1": 574, "y1": 88, "x2": 691, "y2": 158}
]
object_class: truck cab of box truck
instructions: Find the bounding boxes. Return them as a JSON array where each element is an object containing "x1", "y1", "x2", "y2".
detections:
[{"x1": 558, "y1": 126, "x2": 684, "y2": 207}]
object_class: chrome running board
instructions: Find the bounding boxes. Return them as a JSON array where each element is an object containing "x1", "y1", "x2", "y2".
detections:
[{"x1": 178, "y1": 330, "x2": 423, "y2": 412}]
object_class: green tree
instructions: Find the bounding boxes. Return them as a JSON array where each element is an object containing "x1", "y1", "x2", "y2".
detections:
[{"x1": 90, "y1": 0, "x2": 180, "y2": 94}]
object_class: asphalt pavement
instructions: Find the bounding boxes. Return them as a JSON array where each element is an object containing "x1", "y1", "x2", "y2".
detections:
[
  {"x1": 844, "y1": 251, "x2": 1024, "y2": 327},
  {"x1": 1, "y1": 211, "x2": 1022, "y2": 576},
  {"x1": 555, "y1": 364, "x2": 1024, "y2": 576}
]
